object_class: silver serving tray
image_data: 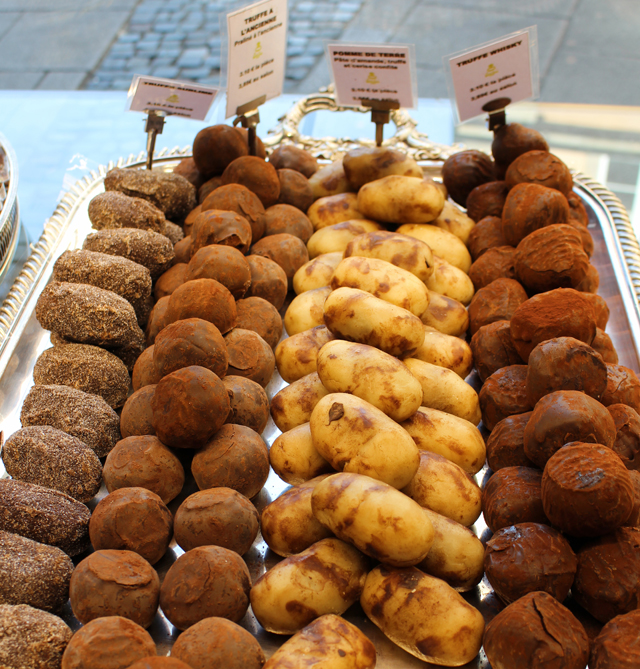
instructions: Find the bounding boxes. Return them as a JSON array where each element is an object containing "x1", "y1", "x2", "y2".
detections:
[
  {"x1": 0, "y1": 96, "x2": 639, "y2": 666},
  {"x1": 0, "y1": 131, "x2": 21, "y2": 286}
]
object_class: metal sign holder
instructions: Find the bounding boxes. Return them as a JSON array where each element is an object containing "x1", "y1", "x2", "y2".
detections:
[
  {"x1": 144, "y1": 110, "x2": 167, "y2": 170},
  {"x1": 360, "y1": 98, "x2": 401, "y2": 146},
  {"x1": 233, "y1": 95, "x2": 267, "y2": 156}
]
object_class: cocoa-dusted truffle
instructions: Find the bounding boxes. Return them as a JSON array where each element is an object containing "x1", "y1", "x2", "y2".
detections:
[
  {"x1": 0, "y1": 531, "x2": 73, "y2": 612},
  {"x1": 608, "y1": 403, "x2": 640, "y2": 469},
  {"x1": 20, "y1": 384, "x2": 120, "y2": 458},
  {"x1": 104, "y1": 167, "x2": 196, "y2": 222},
  {"x1": 600, "y1": 363, "x2": 640, "y2": 413},
  {"x1": 173, "y1": 235, "x2": 192, "y2": 263},
  {"x1": 483, "y1": 591, "x2": 588, "y2": 669},
  {"x1": 185, "y1": 245, "x2": 251, "y2": 299},
  {"x1": 145, "y1": 296, "x2": 169, "y2": 346},
  {"x1": 128, "y1": 658, "x2": 192, "y2": 669},
  {"x1": 467, "y1": 215, "x2": 507, "y2": 260},
  {"x1": 153, "y1": 317, "x2": 228, "y2": 379},
  {"x1": 171, "y1": 616, "x2": 265, "y2": 669},
  {"x1": 482, "y1": 466, "x2": 547, "y2": 532},
  {"x1": 192, "y1": 124, "x2": 248, "y2": 176},
  {"x1": 526, "y1": 336, "x2": 608, "y2": 405},
  {"x1": 251, "y1": 232, "x2": 310, "y2": 288},
  {"x1": 0, "y1": 604, "x2": 72, "y2": 669},
  {"x1": 88, "y1": 191, "x2": 166, "y2": 234},
  {"x1": 581, "y1": 293, "x2": 610, "y2": 330},
  {"x1": 120, "y1": 385, "x2": 156, "y2": 438},
  {"x1": 269, "y1": 144, "x2": 319, "y2": 177},
  {"x1": 89, "y1": 488, "x2": 172, "y2": 565},
  {"x1": 154, "y1": 263, "x2": 187, "y2": 300},
  {"x1": 235, "y1": 295, "x2": 283, "y2": 349},
  {"x1": 222, "y1": 155, "x2": 280, "y2": 207},
  {"x1": 590, "y1": 609, "x2": 640, "y2": 667},
  {"x1": 201, "y1": 183, "x2": 265, "y2": 242},
  {"x1": 491, "y1": 122, "x2": 550, "y2": 166},
  {"x1": 542, "y1": 442, "x2": 634, "y2": 537},
  {"x1": 159, "y1": 545, "x2": 251, "y2": 630},
  {"x1": 223, "y1": 328, "x2": 274, "y2": 388},
  {"x1": 466, "y1": 181, "x2": 509, "y2": 222},
  {"x1": 573, "y1": 527, "x2": 640, "y2": 623},
  {"x1": 190, "y1": 209, "x2": 253, "y2": 256},
  {"x1": 592, "y1": 327, "x2": 618, "y2": 364},
  {"x1": 132, "y1": 346, "x2": 161, "y2": 391},
  {"x1": 486, "y1": 412, "x2": 535, "y2": 471},
  {"x1": 61, "y1": 616, "x2": 156, "y2": 669},
  {"x1": 515, "y1": 224, "x2": 590, "y2": 293},
  {"x1": 173, "y1": 156, "x2": 206, "y2": 189},
  {"x1": 470, "y1": 320, "x2": 523, "y2": 382},
  {"x1": 479, "y1": 364, "x2": 532, "y2": 431},
  {"x1": 523, "y1": 390, "x2": 616, "y2": 469},
  {"x1": 198, "y1": 175, "x2": 222, "y2": 203},
  {"x1": 510, "y1": 287, "x2": 597, "y2": 361},
  {"x1": 83, "y1": 227, "x2": 174, "y2": 280},
  {"x1": 441, "y1": 149, "x2": 495, "y2": 206},
  {"x1": 485, "y1": 522, "x2": 577, "y2": 604},
  {"x1": 191, "y1": 423, "x2": 269, "y2": 499},
  {"x1": 568, "y1": 190, "x2": 589, "y2": 226},
  {"x1": 277, "y1": 169, "x2": 314, "y2": 212},
  {"x1": 501, "y1": 182, "x2": 570, "y2": 247},
  {"x1": 468, "y1": 277, "x2": 527, "y2": 336},
  {"x1": 165, "y1": 278, "x2": 237, "y2": 334},
  {"x1": 263, "y1": 203, "x2": 314, "y2": 242},
  {"x1": 103, "y1": 435, "x2": 185, "y2": 504},
  {"x1": 174, "y1": 487, "x2": 259, "y2": 554},
  {"x1": 0, "y1": 479, "x2": 91, "y2": 556},
  {"x1": 244, "y1": 254, "x2": 288, "y2": 309},
  {"x1": 468, "y1": 246, "x2": 518, "y2": 290},
  {"x1": 223, "y1": 375, "x2": 270, "y2": 433},
  {"x1": 2, "y1": 425, "x2": 102, "y2": 503},
  {"x1": 505, "y1": 150, "x2": 573, "y2": 196},
  {"x1": 151, "y1": 365, "x2": 230, "y2": 448},
  {"x1": 70, "y1": 549, "x2": 160, "y2": 628}
]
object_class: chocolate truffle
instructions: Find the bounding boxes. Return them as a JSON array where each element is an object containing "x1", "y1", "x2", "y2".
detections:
[
  {"x1": 223, "y1": 375, "x2": 270, "y2": 434},
  {"x1": 120, "y1": 385, "x2": 156, "y2": 438},
  {"x1": 235, "y1": 296, "x2": 283, "y2": 350},
  {"x1": 193, "y1": 125, "x2": 248, "y2": 176},
  {"x1": 468, "y1": 277, "x2": 528, "y2": 336},
  {"x1": 145, "y1": 296, "x2": 170, "y2": 346},
  {"x1": 251, "y1": 232, "x2": 310, "y2": 288},
  {"x1": 600, "y1": 363, "x2": 640, "y2": 413},
  {"x1": 88, "y1": 191, "x2": 166, "y2": 234},
  {"x1": 154, "y1": 263, "x2": 186, "y2": 300},
  {"x1": 269, "y1": 144, "x2": 319, "y2": 177},
  {"x1": 590, "y1": 609, "x2": 640, "y2": 668},
  {"x1": 173, "y1": 156, "x2": 206, "y2": 189},
  {"x1": 190, "y1": 209, "x2": 252, "y2": 256},
  {"x1": 132, "y1": 346, "x2": 162, "y2": 391},
  {"x1": 467, "y1": 246, "x2": 517, "y2": 290},
  {"x1": 201, "y1": 183, "x2": 265, "y2": 242},
  {"x1": 185, "y1": 245, "x2": 251, "y2": 299},
  {"x1": 263, "y1": 203, "x2": 314, "y2": 241},
  {"x1": 173, "y1": 235, "x2": 192, "y2": 263},
  {"x1": 505, "y1": 150, "x2": 573, "y2": 196},
  {"x1": 466, "y1": 181, "x2": 509, "y2": 222},
  {"x1": 479, "y1": 364, "x2": 532, "y2": 431},
  {"x1": 491, "y1": 123, "x2": 549, "y2": 166},
  {"x1": 608, "y1": 403, "x2": 640, "y2": 469},
  {"x1": 277, "y1": 169, "x2": 314, "y2": 212},
  {"x1": 198, "y1": 176, "x2": 222, "y2": 203},
  {"x1": 591, "y1": 327, "x2": 618, "y2": 364},
  {"x1": 165, "y1": 278, "x2": 237, "y2": 334},
  {"x1": 128, "y1": 659, "x2": 192, "y2": 669},
  {"x1": 486, "y1": 412, "x2": 535, "y2": 471},
  {"x1": 470, "y1": 320, "x2": 523, "y2": 382},
  {"x1": 441, "y1": 149, "x2": 495, "y2": 206},
  {"x1": 221, "y1": 155, "x2": 280, "y2": 207},
  {"x1": 244, "y1": 254, "x2": 288, "y2": 309},
  {"x1": 467, "y1": 215, "x2": 507, "y2": 260},
  {"x1": 223, "y1": 328, "x2": 275, "y2": 387}
]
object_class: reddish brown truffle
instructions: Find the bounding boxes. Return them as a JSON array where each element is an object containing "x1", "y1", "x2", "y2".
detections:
[
  {"x1": 198, "y1": 175, "x2": 223, "y2": 203},
  {"x1": 542, "y1": 442, "x2": 635, "y2": 537},
  {"x1": 468, "y1": 277, "x2": 528, "y2": 336},
  {"x1": 592, "y1": 327, "x2": 618, "y2": 364},
  {"x1": 523, "y1": 390, "x2": 616, "y2": 469},
  {"x1": 491, "y1": 123, "x2": 550, "y2": 166},
  {"x1": 467, "y1": 215, "x2": 507, "y2": 260},
  {"x1": 479, "y1": 364, "x2": 532, "y2": 431},
  {"x1": 174, "y1": 488, "x2": 259, "y2": 554},
  {"x1": 482, "y1": 466, "x2": 547, "y2": 533},
  {"x1": 221, "y1": 155, "x2": 280, "y2": 208},
  {"x1": 190, "y1": 209, "x2": 253, "y2": 256},
  {"x1": 154, "y1": 263, "x2": 187, "y2": 300},
  {"x1": 103, "y1": 435, "x2": 185, "y2": 504},
  {"x1": 483, "y1": 591, "x2": 589, "y2": 669},
  {"x1": 185, "y1": 245, "x2": 251, "y2": 299},
  {"x1": 509, "y1": 288, "x2": 597, "y2": 362},
  {"x1": 470, "y1": 320, "x2": 523, "y2": 382},
  {"x1": 468, "y1": 246, "x2": 518, "y2": 290},
  {"x1": 201, "y1": 183, "x2": 265, "y2": 243},
  {"x1": 61, "y1": 616, "x2": 156, "y2": 669},
  {"x1": 89, "y1": 488, "x2": 172, "y2": 565},
  {"x1": 501, "y1": 182, "x2": 570, "y2": 247},
  {"x1": 465, "y1": 181, "x2": 509, "y2": 222},
  {"x1": 151, "y1": 365, "x2": 230, "y2": 448},
  {"x1": 244, "y1": 254, "x2": 288, "y2": 309},
  {"x1": 277, "y1": 169, "x2": 314, "y2": 212},
  {"x1": 568, "y1": 190, "x2": 589, "y2": 227},
  {"x1": 269, "y1": 144, "x2": 319, "y2": 178},
  {"x1": 172, "y1": 235, "x2": 192, "y2": 264},
  {"x1": 153, "y1": 317, "x2": 228, "y2": 379},
  {"x1": 590, "y1": 609, "x2": 640, "y2": 668},
  {"x1": 132, "y1": 346, "x2": 161, "y2": 391},
  {"x1": 223, "y1": 328, "x2": 275, "y2": 388},
  {"x1": 192, "y1": 125, "x2": 248, "y2": 176},
  {"x1": 235, "y1": 295, "x2": 283, "y2": 349},
  {"x1": 120, "y1": 385, "x2": 156, "y2": 438},
  {"x1": 69, "y1": 550, "x2": 160, "y2": 628},
  {"x1": 573, "y1": 527, "x2": 640, "y2": 623},
  {"x1": 128, "y1": 658, "x2": 192, "y2": 669},
  {"x1": 223, "y1": 375, "x2": 270, "y2": 434},
  {"x1": 145, "y1": 296, "x2": 170, "y2": 346},
  {"x1": 173, "y1": 156, "x2": 206, "y2": 189},
  {"x1": 505, "y1": 150, "x2": 574, "y2": 196},
  {"x1": 159, "y1": 545, "x2": 251, "y2": 630},
  {"x1": 608, "y1": 403, "x2": 640, "y2": 470},
  {"x1": 526, "y1": 336, "x2": 608, "y2": 405},
  {"x1": 486, "y1": 412, "x2": 535, "y2": 471},
  {"x1": 251, "y1": 232, "x2": 309, "y2": 288},
  {"x1": 600, "y1": 363, "x2": 640, "y2": 413},
  {"x1": 263, "y1": 203, "x2": 314, "y2": 242},
  {"x1": 165, "y1": 278, "x2": 237, "y2": 334},
  {"x1": 191, "y1": 424, "x2": 269, "y2": 499},
  {"x1": 184, "y1": 204, "x2": 201, "y2": 234},
  {"x1": 441, "y1": 149, "x2": 495, "y2": 206}
]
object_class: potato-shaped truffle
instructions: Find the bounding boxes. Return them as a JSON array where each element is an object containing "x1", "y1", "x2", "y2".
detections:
[
  {"x1": 480, "y1": 364, "x2": 532, "y2": 431},
  {"x1": 165, "y1": 278, "x2": 237, "y2": 334},
  {"x1": 132, "y1": 346, "x2": 160, "y2": 391},
  {"x1": 269, "y1": 144, "x2": 318, "y2": 177},
  {"x1": 221, "y1": 155, "x2": 280, "y2": 207},
  {"x1": 121, "y1": 385, "x2": 156, "y2": 438},
  {"x1": 223, "y1": 375, "x2": 270, "y2": 434},
  {"x1": 276, "y1": 169, "x2": 314, "y2": 212},
  {"x1": 601, "y1": 363, "x2": 640, "y2": 413},
  {"x1": 470, "y1": 320, "x2": 523, "y2": 383},
  {"x1": 263, "y1": 203, "x2": 313, "y2": 242},
  {"x1": 467, "y1": 215, "x2": 507, "y2": 260},
  {"x1": 193, "y1": 125, "x2": 248, "y2": 176},
  {"x1": 468, "y1": 277, "x2": 527, "y2": 336},
  {"x1": 145, "y1": 296, "x2": 170, "y2": 346},
  {"x1": 223, "y1": 328, "x2": 274, "y2": 388},
  {"x1": 592, "y1": 327, "x2": 618, "y2": 364},
  {"x1": 190, "y1": 209, "x2": 253, "y2": 256},
  {"x1": 244, "y1": 254, "x2": 288, "y2": 310},
  {"x1": 505, "y1": 149, "x2": 573, "y2": 196},
  {"x1": 608, "y1": 403, "x2": 640, "y2": 470},
  {"x1": 492, "y1": 123, "x2": 549, "y2": 165},
  {"x1": 466, "y1": 181, "x2": 509, "y2": 222},
  {"x1": 486, "y1": 412, "x2": 535, "y2": 471},
  {"x1": 468, "y1": 246, "x2": 518, "y2": 290},
  {"x1": 590, "y1": 609, "x2": 640, "y2": 668},
  {"x1": 235, "y1": 296, "x2": 283, "y2": 349},
  {"x1": 185, "y1": 244, "x2": 251, "y2": 299},
  {"x1": 442, "y1": 149, "x2": 495, "y2": 206},
  {"x1": 251, "y1": 232, "x2": 309, "y2": 288}
]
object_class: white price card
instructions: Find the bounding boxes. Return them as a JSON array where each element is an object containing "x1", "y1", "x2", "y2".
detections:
[
  {"x1": 327, "y1": 43, "x2": 418, "y2": 109},
  {"x1": 445, "y1": 27, "x2": 539, "y2": 123},
  {"x1": 126, "y1": 76, "x2": 220, "y2": 120},
  {"x1": 225, "y1": 0, "x2": 288, "y2": 119}
]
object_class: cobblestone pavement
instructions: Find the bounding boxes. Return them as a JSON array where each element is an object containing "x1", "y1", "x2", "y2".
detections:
[{"x1": 85, "y1": 0, "x2": 363, "y2": 92}]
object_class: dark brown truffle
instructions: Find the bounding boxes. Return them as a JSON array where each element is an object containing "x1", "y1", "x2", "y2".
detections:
[
  {"x1": 568, "y1": 190, "x2": 589, "y2": 226},
  {"x1": 277, "y1": 168, "x2": 314, "y2": 212},
  {"x1": 479, "y1": 364, "x2": 532, "y2": 431},
  {"x1": 88, "y1": 191, "x2": 166, "y2": 234},
  {"x1": 486, "y1": 412, "x2": 535, "y2": 471},
  {"x1": 61, "y1": 616, "x2": 156, "y2": 669},
  {"x1": 441, "y1": 149, "x2": 495, "y2": 206},
  {"x1": 468, "y1": 246, "x2": 518, "y2": 290},
  {"x1": 198, "y1": 175, "x2": 222, "y2": 203},
  {"x1": 69, "y1": 549, "x2": 160, "y2": 628},
  {"x1": 600, "y1": 363, "x2": 640, "y2": 413},
  {"x1": 0, "y1": 604, "x2": 72, "y2": 669},
  {"x1": 221, "y1": 155, "x2": 280, "y2": 207},
  {"x1": 173, "y1": 235, "x2": 192, "y2": 264},
  {"x1": 223, "y1": 375, "x2": 270, "y2": 433},
  {"x1": 465, "y1": 181, "x2": 509, "y2": 222},
  {"x1": 174, "y1": 487, "x2": 259, "y2": 554},
  {"x1": 235, "y1": 295, "x2": 283, "y2": 349},
  {"x1": 223, "y1": 328, "x2": 274, "y2": 388},
  {"x1": 151, "y1": 365, "x2": 230, "y2": 448},
  {"x1": 154, "y1": 263, "x2": 187, "y2": 300},
  {"x1": 608, "y1": 403, "x2": 640, "y2": 470},
  {"x1": 120, "y1": 385, "x2": 156, "y2": 439},
  {"x1": 264, "y1": 203, "x2": 314, "y2": 243},
  {"x1": 483, "y1": 591, "x2": 589, "y2": 669},
  {"x1": 244, "y1": 254, "x2": 288, "y2": 309},
  {"x1": 103, "y1": 435, "x2": 185, "y2": 504},
  {"x1": 592, "y1": 327, "x2": 618, "y2": 364},
  {"x1": 201, "y1": 183, "x2": 265, "y2": 242},
  {"x1": 3, "y1": 425, "x2": 102, "y2": 502},
  {"x1": 0, "y1": 479, "x2": 91, "y2": 556},
  {"x1": 132, "y1": 345, "x2": 161, "y2": 391},
  {"x1": 485, "y1": 522, "x2": 577, "y2": 604},
  {"x1": 165, "y1": 278, "x2": 237, "y2": 334},
  {"x1": 524, "y1": 390, "x2": 616, "y2": 469},
  {"x1": 192, "y1": 124, "x2": 248, "y2": 176},
  {"x1": 191, "y1": 424, "x2": 269, "y2": 499},
  {"x1": 159, "y1": 545, "x2": 251, "y2": 630},
  {"x1": 470, "y1": 320, "x2": 523, "y2": 382},
  {"x1": 505, "y1": 150, "x2": 573, "y2": 196},
  {"x1": 482, "y1": 466, "x2": 547, "y2": 533},
  {"x1": 491, "y1": 123, "x2": 550, "y2": 166},
  {"x1": 145, "y1": 296, "x2": 170, "y2": 346},
  {"x1": 269, "y1": 144, "x2": 319, "y2": 177},
  {"x1": 467, "y1": 215, "x2": 507, "y2": 260},
  {"x1": 20, "y1": 384, "x2": 120, "y2": 458},
  {"x1": 89, "y1": 487, "x2": 172, "y2": 565},
  {"x1": 185, "y1": 244, "x2": 251, "y2": 299},
  {"x1": 190, "y1": 209, "x2": 253, "y2": 256},
  {"x1": 526, "y1": 336, "x2": 608, "y2": 405},
  {"x1": 542, "y1": 442, "x2": 634, "y2": 537},
  {"x1": 251, "y1": 232, "x2": 310, "y2": 288},
  {"x1": 468, "y1": 277, "x2": 528, "y2": 336},
  {"x1": 590, "y1": 609, "x2": 640, "y2": 667},
  {"x1": 173, "y1": 156, "x2": 206, "y2": 189}
]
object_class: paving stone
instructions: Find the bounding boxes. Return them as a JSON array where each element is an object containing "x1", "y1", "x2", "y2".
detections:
[
  {"x1": 205, "y1": 55, "x2": 221, "y2": 68},
  {"x1": 158, "y1": 47, "x2": 182, "y2": 58},
  {"x1": 151, "y1": 56, "x2": 176, "y2": 67},
  {"x1": 152, "y1": 65, "x2": 180, "y2": 77},
  {"x1": 286, "y1": 67, "x2": 310, "y2": 80},
  {"x1": 179, "y1": 66, "x2": 212, "y2": 78},
  {"x1": 101, "y1": 57, "x2": 128, "y2": 70},
  {"x1": 110, "y1": 42, "x2": 136, "y2": 56},
  {"x1": 127, "y1": 56, "x2": 151, "y2": 69},
  {"x1": 154, "y1": 22, "x2": 176, "y2": 33},
  {"x1": 177, "y1": 47, "x2": 208, "y2": 67},
  {"x1": 163, "y1": 32, "x2": 186, "y2": 41},
  {"x1": 288, "y1": 55, "x2": 316, "y2": 68}
]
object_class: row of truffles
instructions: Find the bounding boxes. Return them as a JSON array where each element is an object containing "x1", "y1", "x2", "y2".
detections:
[{"x1": 0, "y1": 129, "x2": 333, "y2": 667}]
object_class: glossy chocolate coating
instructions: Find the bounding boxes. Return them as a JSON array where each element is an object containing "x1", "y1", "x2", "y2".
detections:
[
  {"x1": 486, "y1": 412, "x2": 535, "y2": 471},
  {"x1": 479, "y1": 364, "x2": 532, "y2": 432},
  {"x1": 608, "y1": 403, "x2": 640, "y2": 469},
  {"x1": 469, "y1": 278, "x2": 528, "y2": 336}
]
